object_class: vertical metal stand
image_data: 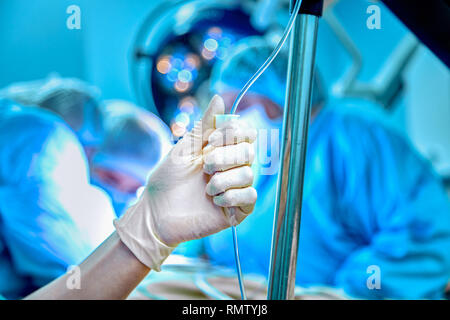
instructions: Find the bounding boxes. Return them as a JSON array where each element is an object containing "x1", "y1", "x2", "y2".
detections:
[{"x1": 267, "y1": 0, "x2": 322, "y2": 300}]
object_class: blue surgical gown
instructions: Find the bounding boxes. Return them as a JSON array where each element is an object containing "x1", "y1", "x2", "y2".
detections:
[
  {"x1": 0, "y1": 99, "x2": 115, "y2": 299},
  {"x1": 195, "y1": 104, "x2": 450, "y2": 299}
]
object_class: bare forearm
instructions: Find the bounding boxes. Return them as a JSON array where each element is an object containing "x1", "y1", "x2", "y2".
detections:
[{"x1": 25, "y1": 232, "x2": 150, "y2": 300}]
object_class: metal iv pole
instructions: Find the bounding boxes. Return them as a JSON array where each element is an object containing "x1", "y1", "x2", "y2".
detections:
[{"x1": 267, "y1": 0, "x2": 323, "y2": 300}]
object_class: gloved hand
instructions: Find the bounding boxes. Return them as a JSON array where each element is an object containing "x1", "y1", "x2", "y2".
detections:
[{"x1": 114, "y1": 95, "x2": 257, "y2": 271}]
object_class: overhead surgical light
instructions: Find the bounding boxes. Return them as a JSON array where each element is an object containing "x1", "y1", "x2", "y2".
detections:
[{"x1": 130, "y1": 0, "x2": 262, "y2": 139}]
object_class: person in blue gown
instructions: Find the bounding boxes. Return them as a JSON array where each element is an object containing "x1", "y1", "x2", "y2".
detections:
[
  {"x1": 0, "y1": 99, "x2": 115, "y2": 299},
  {"x1": 181, "y1": 37, "x2": 450, "y2": 299}
]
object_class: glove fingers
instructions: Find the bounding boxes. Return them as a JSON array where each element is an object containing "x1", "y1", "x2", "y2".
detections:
[
  {"x1": 213, "y1": 187, "x2": 257, "y2": 208},
  {"x1": 203, "y1": 142, "x2": 255, "y2": 174},
  {"x1": 172, "y1": 95, "x2": 225, "y2": 157},
  {"x1": 208, "y1": 122, "x2": 257, "y2": 147},
  {"x1": 206, "y1": 166, "x2": 254, "y2": 196},
  {"x1": 238, "y1": 204, "x2": 255, "y2": 215},
  {"x1": 222, "y1": 206, "x2": 254, "y2": 226},
  {"x1": 201, "y1": 95, "x2": 225, "y2": 143},
  {"x1": 214, "y1": 188, "x2": 257, "y2": 226}
]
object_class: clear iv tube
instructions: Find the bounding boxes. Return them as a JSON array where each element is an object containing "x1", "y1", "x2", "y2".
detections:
[
  {"x1": 230, "y1": 0, "x2": 303, "y2": 115},
  {"x1": 229, "y1": 0, "x2": 303, "y2": 300},
  {"x1": 231, "y1": 225, "x2": 246, "y2": 300}
]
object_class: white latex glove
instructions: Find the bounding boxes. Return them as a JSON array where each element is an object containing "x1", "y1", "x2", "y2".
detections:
[{"x1": 114, "y1": 95, "x2": 257, "y2": 271}]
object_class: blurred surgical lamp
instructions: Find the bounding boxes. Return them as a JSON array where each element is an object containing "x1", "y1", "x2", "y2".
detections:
[{"x1": 131, "y1": 0, "x2": 262, "y2": 139}]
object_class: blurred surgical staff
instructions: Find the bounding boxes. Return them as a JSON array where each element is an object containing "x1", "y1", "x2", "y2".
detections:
[
  {"x1": 91, "y1": 100, "x2": 173, "y2": 217},
  {"x1": 0, "y1": 98, "x2": 115, "y2": 299},
  {"x1": 0, "y1": 75, "x2": 105, "y2": 161},
  {"x1": 193, "y1": 37, "x2": 450, "y2": 299}
]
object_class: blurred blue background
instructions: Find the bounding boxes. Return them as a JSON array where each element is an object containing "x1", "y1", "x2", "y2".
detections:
[
  {"x1": 0, "y1": 0, "x2": 449, "y2": 300},
  {"x1": 0, "y1": 0, "x2": 448, "y2": 175}
]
